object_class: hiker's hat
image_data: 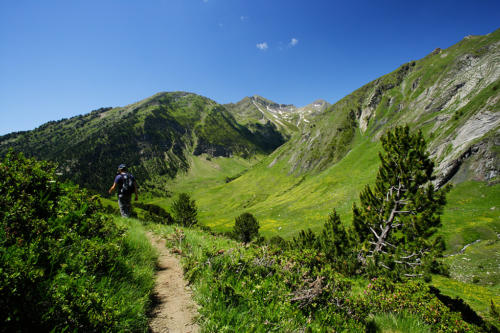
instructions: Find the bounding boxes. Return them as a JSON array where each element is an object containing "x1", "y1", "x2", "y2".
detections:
[{"x1": 118, "y1": 164, "x2": 127, "y2": 170}]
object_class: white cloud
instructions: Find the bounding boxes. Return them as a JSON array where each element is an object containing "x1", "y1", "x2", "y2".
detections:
[
  {"x1": 289, "y1": 38, "x2": 299, "y2": 47},
  {"x1": 256, "y1": 42, "x2": 268, "y2": 50}
]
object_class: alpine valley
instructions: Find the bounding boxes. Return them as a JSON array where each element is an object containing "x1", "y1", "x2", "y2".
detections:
[{"x1": 1, "y1": 29, "x2": 499, "y2": 327}]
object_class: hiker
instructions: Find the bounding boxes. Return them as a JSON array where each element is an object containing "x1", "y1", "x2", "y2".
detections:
[{"x1": 108, "y1": 164, "x2": 138, "y2": 218}]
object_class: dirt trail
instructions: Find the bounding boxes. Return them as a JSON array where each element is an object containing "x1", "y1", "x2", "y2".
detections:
[{"x1": 147, "y1": 232, "x2": 199, "y2": 333}]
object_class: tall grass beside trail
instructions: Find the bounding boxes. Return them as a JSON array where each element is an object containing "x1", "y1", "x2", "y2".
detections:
[
  {"x1": 149, "y1": 224, "x2": 314, "y2": 332},
  {"x1": 67, "y1": 216, "x2": 158, "y2": 332},
  {"x1": 368, "y1": 312, "x2": 432, "y2": 333},
  {"x1": 107, "y1": 217, "x2": 158, "y2": 331},
  {"x1": 150, "y1": 224, "x2": 485, "y2": 332}
]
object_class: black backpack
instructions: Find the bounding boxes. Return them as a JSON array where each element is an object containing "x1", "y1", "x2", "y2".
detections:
[{"x1": 120, "y1": 173, "x2": 135, "y2": 196}]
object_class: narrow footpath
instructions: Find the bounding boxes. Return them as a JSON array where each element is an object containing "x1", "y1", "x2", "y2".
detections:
[{"x1": 147, "y1": 232, "x2": 199, "y2": 333}]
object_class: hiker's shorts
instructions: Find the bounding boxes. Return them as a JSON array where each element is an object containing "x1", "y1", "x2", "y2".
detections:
[{"x1": 118, "y1": 194, "x2": 132, "y2": 218}]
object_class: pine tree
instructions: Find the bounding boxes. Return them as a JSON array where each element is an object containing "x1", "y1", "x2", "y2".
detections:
[
  {"x1": 171, "y1": 193, "x2": 198, "y2": 227},
  {"x1": 291, "y1": 228, "x2": 317, "y2": 249},
  {"x1": 233, "y1": 212, "x2": 260, "y2": 243},
  {"x1": 352, "y1": 125, "x2": 449, "y2": 277},
  {"x1": 319, "y1": 210, "x2": 350, "y2": 261}
]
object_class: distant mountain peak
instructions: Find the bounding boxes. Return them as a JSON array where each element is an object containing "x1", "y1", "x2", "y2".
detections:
[
  {"x1": 299, "y1": 99, "x2": 330, "y2": 112},
  {"x1": 250, "y1": 95, "x2": 295, "y2": 109}
]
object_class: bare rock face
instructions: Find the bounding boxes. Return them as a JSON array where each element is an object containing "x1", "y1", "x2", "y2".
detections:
[
  {"x1": 358, "y1": 36, "x2": 500, "y2": 187},
  {"x1": 431, "y1": 47, "x2": 442, "y2": 55},
  {"x1": 435, "y1": 135, "x2": 499, "y2": 187}
]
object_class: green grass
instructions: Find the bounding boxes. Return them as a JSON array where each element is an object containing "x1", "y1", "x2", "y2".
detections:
[
  {"x1": 147, "y1": 223, "x2": 357, "y2": 332},
  {"x1": 429, "y1": 181, "x2": 500, "y2": 327},
  {"x1": 143, "y1": 155, "x2": 500, "y2": 329},
  {"x1": 369, "y1": 312, "x2": 432, "y2": 333},
  {"x1": 439, "y1": 181, "x2": 500, "y2": 254},
  {"x1": 443, "y1": 239, "x2": 500, "y2": 287},
  {"x1": 148, "y1": 224, "x2": 298, "y2": 332},
  {"x1": 432, "y1": 275, "x2": 500, "y2": 328},
  {"x1": 100, "y1": 195, "x2": 117, "y2": 208},
  {"x1": 149, "y1": 133, "x2": 380, "y2": 239},
  {"x1": 166, "y1": 154, "x2": 259, "y2": 193},
  {"x1": 106, "y1": 217, "x2": 158, "y2": 331},
  {"x1": 148, "y1": 224, "x2": 367, "y2": 331},
  {"x1": 147, "y1": 223, "x2": 484, "y2": 332}
]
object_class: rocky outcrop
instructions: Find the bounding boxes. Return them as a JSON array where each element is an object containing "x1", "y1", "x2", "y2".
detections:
[
  {"x1": 435, "y1": 133, "x2": 499, "y2": 187},
  {"x1": 359, "y1": 62, "x2": 416, "y2": 132},
  {"x1": 435, "y1": 131, "x2": 500, "y2": 187},
  {"x1": 357, "y1": 33, "x2": 500, "y2": 186}
]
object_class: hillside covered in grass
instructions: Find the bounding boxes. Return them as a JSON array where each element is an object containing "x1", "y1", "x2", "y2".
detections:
[
  {"x1": 0, "y1": 92, "x2": 287, "y2": 194},
  {"x1": 150, "y1": 222, "x2": 498, "y2": 332},
  {"x1": 3, "y1": 151, "x2": 496, "y2": 331}
]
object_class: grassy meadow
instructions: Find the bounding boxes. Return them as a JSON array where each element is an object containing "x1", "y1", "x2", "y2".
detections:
[{"x1": 147, "y1": 132, "x2": 380, "y2": 238}]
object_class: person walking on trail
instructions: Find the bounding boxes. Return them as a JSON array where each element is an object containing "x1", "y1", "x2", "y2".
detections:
[{"x1": 108, "y1": 164, "x2": 138, "y2": 218}]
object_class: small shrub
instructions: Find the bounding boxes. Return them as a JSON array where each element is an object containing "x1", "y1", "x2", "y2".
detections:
[
  {"x1": 269, "y1": 235, "x2": 287, "y2": 248},
  {"x1": 233, "y1": 212, "x2": 260, "y2": 243},
  {"x1": 135, "y1": 202, "x2": 174, "y2": 224},
  {"x1": 171, "y1": 193, "x2": 198, "y2": 227}
]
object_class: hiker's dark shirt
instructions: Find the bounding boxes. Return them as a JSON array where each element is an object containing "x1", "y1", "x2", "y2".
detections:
[{"x1": 114, "y1": 173, "x2": 133, "y2": 197}]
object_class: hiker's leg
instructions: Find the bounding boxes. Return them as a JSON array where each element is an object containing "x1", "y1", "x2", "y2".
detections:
[
  {"x1": 118, "y1": 196, "x2": 132, "y2": 218},
  {"x1": 118, "y1": 197, "x2": 126, "y2": 217}
]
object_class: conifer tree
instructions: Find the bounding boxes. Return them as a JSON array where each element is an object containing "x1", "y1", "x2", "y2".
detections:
[
  {"x1": 233, "y1": 212, "x2": 260, "y2": 243},
  {"x1": 171, "y1": 193, "x2": 198, "y2": 227},
  {"x1": 352, "y1": 125, "x2": 449, "y2": 277},
  {"x1": 319, "y1": 210, "x2": 350, "y2": 261},
  {"x1": 291, "y1": 228, "x2": 317, "y2": 249}
]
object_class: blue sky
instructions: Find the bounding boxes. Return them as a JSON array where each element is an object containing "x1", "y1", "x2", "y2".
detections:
[{"x1": 1, "y1": 0, "x2": 499, "y2": 135}]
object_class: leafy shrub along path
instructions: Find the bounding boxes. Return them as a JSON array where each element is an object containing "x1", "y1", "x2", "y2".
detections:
[
  {"x1": 148, "y1": 224, "x2": 495, "y2": 332},
  {"x1": 1, "y1": 152, "x2": 157, "y2": 332},
  {"x1": 147, "y1": 232, "x2": 199, "y2": 333}
]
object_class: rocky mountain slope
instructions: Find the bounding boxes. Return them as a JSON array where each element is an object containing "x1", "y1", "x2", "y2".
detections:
[
  {"x1": 268, "y1": 29, "x2": 500, "y2": 185},
  {"x1": 224, "y1": 95, "x2": 329, "y2": 135}
]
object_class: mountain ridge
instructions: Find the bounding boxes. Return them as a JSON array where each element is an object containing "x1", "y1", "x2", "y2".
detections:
[
  {"x1": 1, "y1": 29, "x2": 498, "y2": 201},
  {"x1": 0, "y1": 92, "x2": 289, "y2": 194}
]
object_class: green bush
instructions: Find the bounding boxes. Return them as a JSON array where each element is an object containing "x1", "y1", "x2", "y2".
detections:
[
  {"x1": 233, "y1": 212, "x2": 260, "y2": 243},
  {"x1": 0, "y1": 152, "x2": 155, "y2": 331},
  {"x1": 288, "y1": 211, "x2": 359, "y2": 275},
  {"x1": 135, "y1": 201, "x2": 174, "y2": 224},
  {"x1": 171, "y1": 192, "x2": 198, "y2": 227},
  {"x1": 364, "y1": 278, "x2": 480, "y2": 332}
]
